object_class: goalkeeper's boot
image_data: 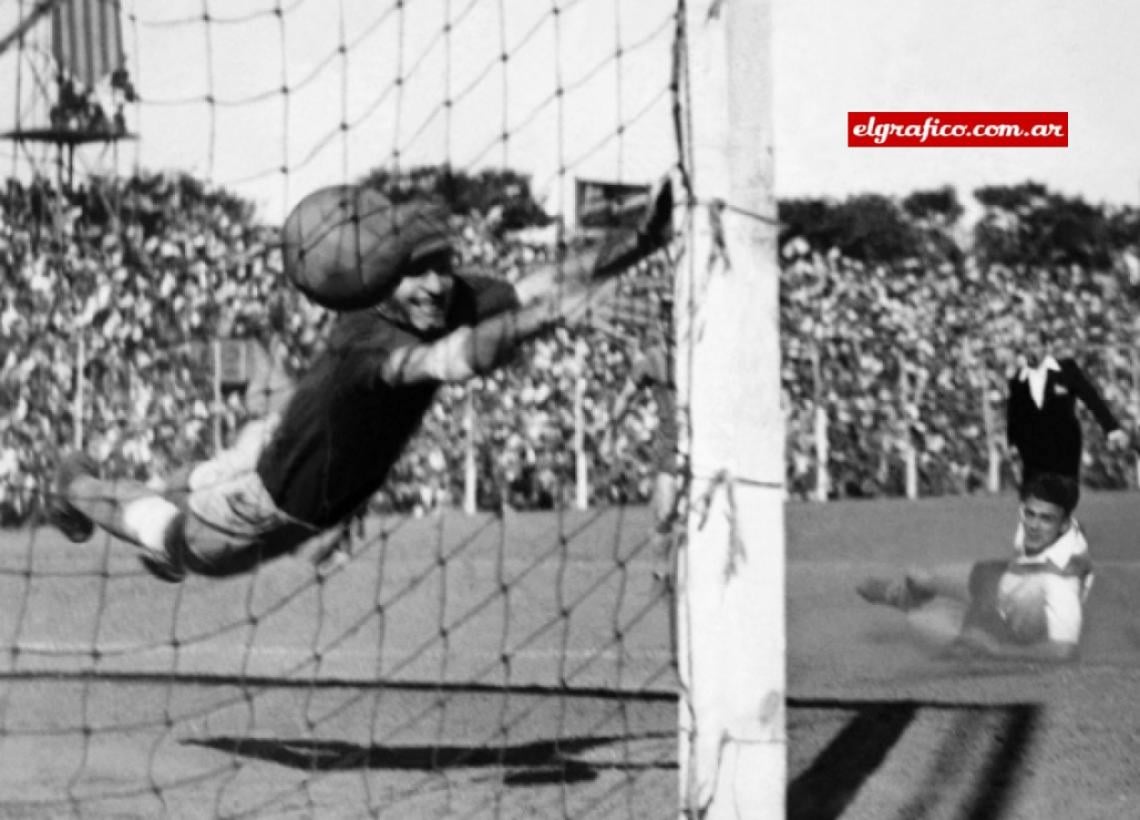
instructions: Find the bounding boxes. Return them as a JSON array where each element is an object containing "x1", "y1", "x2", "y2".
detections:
[
  {"x1": 856, "y1": 572, "x2": 935, "y2": 612},
  {"x1": 45, "y1": 451, "x2": 98, "y2": 543},
  {"x1": 139, "y1": 554, "x2": 186, "y2": 583}
]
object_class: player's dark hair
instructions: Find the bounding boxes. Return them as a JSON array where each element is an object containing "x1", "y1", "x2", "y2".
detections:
[{"x1": 1020, "y1": 472, "x2": 1079, "y2": 516}]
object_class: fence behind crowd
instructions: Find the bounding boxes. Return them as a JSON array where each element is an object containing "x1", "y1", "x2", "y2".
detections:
[
  {"x1": 0, "y1": 331, "x2": 635, "y2": 523},
  {"x1": 785, "y1": 337, "x2": 1140, "y2": 501},
  {"x1": 4, "y1": 331, "x2": 1136, "y2": 528},
  {"x1": 4, "y1": 331, "x2": 1138, "y2": 525}
]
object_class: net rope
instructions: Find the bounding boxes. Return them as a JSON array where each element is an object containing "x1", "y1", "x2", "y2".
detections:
[{"x1": 0, "y1": 0, "x2": 683, "y2": 817}]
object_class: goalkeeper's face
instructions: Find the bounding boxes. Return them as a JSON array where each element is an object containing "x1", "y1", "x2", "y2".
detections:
[{"x1": 388, "y1": 261, "x2": 455, "y2": 334}]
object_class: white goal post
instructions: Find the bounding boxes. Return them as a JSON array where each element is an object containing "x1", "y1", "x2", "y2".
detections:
[{"x1": 676, "y1": 0, "x2": 785, "y2": 817}]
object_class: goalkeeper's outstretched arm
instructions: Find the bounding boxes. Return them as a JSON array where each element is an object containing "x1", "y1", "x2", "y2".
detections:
[
  {"x1": 380, "y1": 263, "x2": 624, "y2": 385},
  {"x1": 380, "y1": 178, "x2": 673, "y2": 386},
  {"x1": 512, "y1": 175, "x2": 673, "y2": 308}
]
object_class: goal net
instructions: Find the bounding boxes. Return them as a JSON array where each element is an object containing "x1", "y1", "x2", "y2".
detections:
[{"x1": 0, "y1": 1, "x2": 737, "y2": 818}]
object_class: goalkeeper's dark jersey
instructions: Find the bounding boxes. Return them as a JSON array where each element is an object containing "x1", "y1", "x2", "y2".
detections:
[{"x1": 256, "y1": 275, "x2": 518, "y2": 527}]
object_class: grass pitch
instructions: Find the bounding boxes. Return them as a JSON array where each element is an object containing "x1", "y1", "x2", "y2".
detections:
[{"x1": 2, "y1": 493, "x2": 1140, "y2": 817}]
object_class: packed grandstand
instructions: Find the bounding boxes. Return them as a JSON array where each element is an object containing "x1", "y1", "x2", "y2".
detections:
[{"x1": 0, "y1": 170, "x2": 1137, "y2": 524}]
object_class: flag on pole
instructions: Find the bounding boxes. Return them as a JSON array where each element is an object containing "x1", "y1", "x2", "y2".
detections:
[{"x1": 51, "y1": 0, "x2": 124, "y2": 89}]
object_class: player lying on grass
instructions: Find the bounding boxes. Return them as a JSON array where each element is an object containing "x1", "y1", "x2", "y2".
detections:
[
  {"x1": 45, "y1": 179, "x2": 674, "y2": 582},
  {"x1": 857, "y1": 472, "x2": 1091, "y2": 662}
]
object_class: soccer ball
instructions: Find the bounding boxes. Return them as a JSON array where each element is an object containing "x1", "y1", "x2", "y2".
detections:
[{"x1": 281, "y1": 185, "x2": 452, "y2": 311}]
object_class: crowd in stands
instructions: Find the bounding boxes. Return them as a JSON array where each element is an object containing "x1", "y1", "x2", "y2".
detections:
[
  {"x1": 781, "y1": 242, "x2": 1140, "y2": 498},
  {"x1": 0, "y1": 171, "x2": 665, "y2": 522},
  {"x1": 48, "y1": 70, "x2": 137, "y2": 138},
  {"x1": 1, "y1": 170, "x2": 1139, "y2": 524}
]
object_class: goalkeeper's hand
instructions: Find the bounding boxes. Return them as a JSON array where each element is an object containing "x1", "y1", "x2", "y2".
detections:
[
  {"x1": 590, "y1": 175, "x2": 675, "y2": 281},
  {"x1": 1107, "y1": 428, "x2": 1131, "y2": 451},
  {"x1": 639, "y1": 173, "x2": 676, "y2": 253}
]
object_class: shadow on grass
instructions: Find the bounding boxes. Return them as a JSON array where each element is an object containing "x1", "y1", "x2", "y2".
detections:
[
  {"x1": 788, "y1": 699, "x2": 1040, "y2": 820},
  {"x1": 184, "y1": 732, "x2": 675, "y2": 786}
]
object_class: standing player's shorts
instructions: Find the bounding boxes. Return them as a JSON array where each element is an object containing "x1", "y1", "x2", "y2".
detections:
[{"x1": 181, "y1": 417, "x2": 320, "y2": 575}]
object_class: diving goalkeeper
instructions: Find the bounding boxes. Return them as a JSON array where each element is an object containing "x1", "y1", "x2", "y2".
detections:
[{"x1": 46, "y1": 180, "x2": 674, "y2": 581}]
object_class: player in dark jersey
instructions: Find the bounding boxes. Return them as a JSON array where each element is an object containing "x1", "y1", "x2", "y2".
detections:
[{"x1": 45, "y1": 181, "x2": 674, "y2": 581}]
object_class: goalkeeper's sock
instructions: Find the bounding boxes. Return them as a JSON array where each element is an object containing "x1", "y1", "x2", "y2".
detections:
[{"x1": 121, "y1": 496, "x2": 187, "y2": 581}]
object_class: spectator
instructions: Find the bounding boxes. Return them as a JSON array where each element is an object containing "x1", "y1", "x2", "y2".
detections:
[{"x1": 2, "y1": 171, "x2": 1140, "y2": 524}]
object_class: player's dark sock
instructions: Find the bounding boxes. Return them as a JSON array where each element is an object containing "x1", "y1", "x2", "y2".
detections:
[
  {"x1": 137, "y1": 511, "x2": 188, "y2": 583},
  {"x1": 45, "y1": 451, "x2": 99, "y2": 543}
]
